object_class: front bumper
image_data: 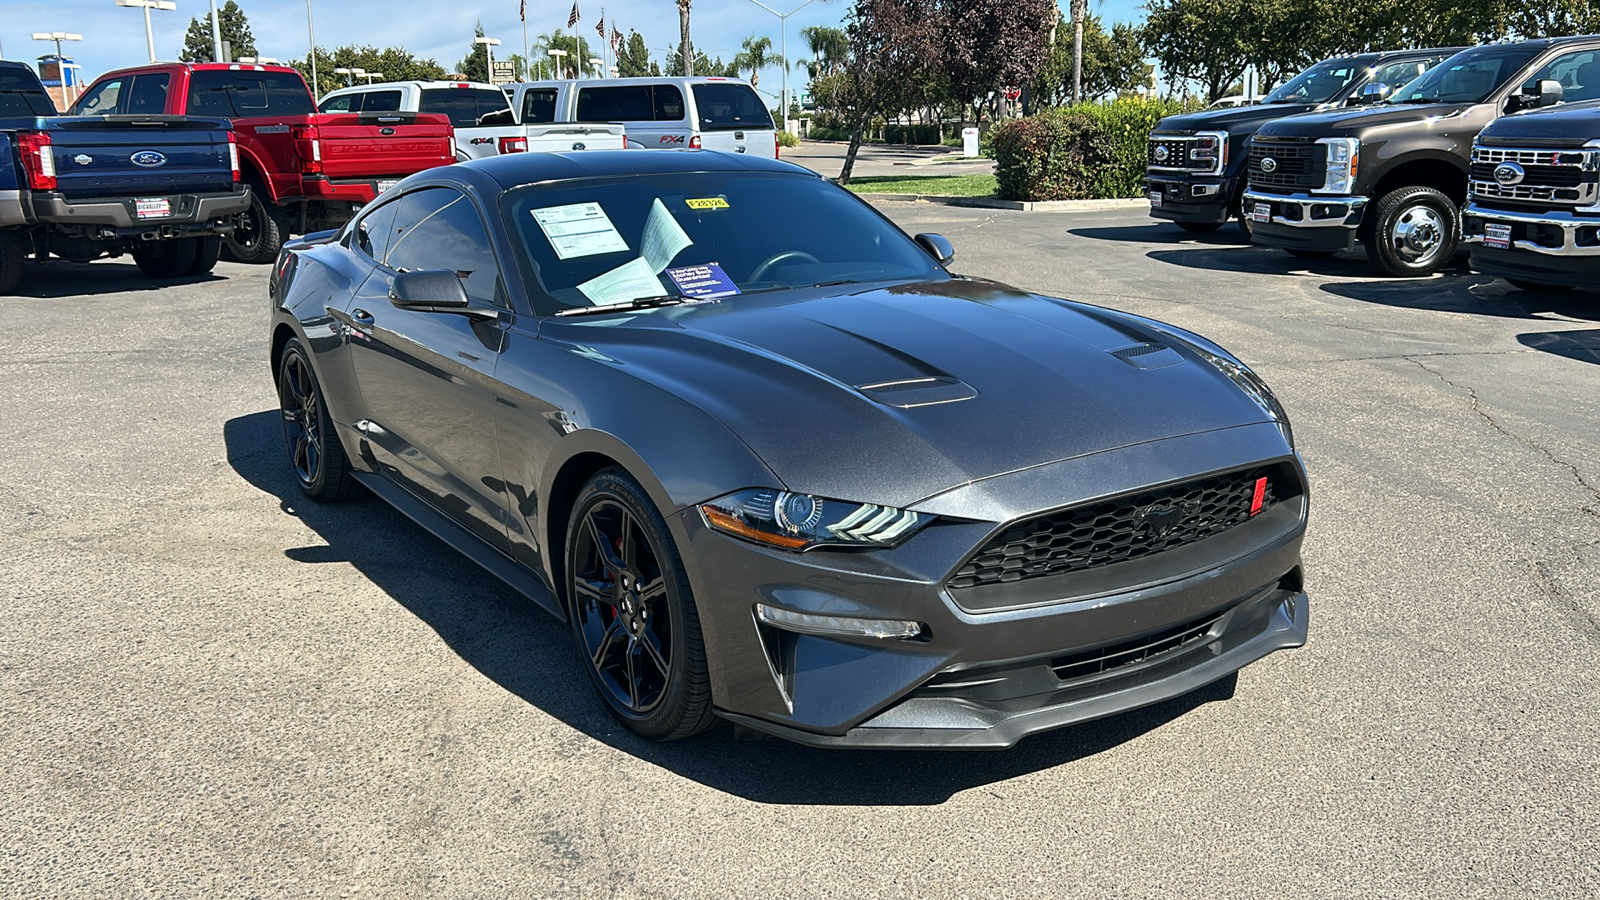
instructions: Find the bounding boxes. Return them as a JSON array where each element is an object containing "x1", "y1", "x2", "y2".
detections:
[
  {"x1": 1463, "y1": 205, "x2": 1600, "y2": 287},
  {"x1": 680, "y1": 423, "x2": 1309, "y2": 749},
  {"x1": 1144, "y1": 175, "x2": 1239, "y2": 224},
  {"x1": 1243, "y1": 190, "x2": 1366, "y2": 253},
  {"x1": 29, "y1": 184, "x2": 251, "y2": 235}
]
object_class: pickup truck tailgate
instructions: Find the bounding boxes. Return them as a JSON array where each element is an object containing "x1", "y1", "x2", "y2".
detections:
[
  {"x1": 46, "y1": 115, "x2": 235, "y2": 196},
  {"x1": 527, "y1": 123, "x2": 626, "y2": 153},
  {"x1": 315, "y1": 111, "x2": 454, "y2": 179}
]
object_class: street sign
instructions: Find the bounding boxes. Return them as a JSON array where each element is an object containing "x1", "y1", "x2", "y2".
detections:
[{"x1": 490, "y1": 61, "x2": 517, "y2": 85}]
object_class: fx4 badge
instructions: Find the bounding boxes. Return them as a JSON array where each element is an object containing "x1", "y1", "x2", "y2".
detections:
[{"x1": 659, "y1": 135, "x2": 686, "y2": 144}]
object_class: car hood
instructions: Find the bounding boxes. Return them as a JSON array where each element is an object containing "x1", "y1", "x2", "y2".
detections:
[
  {"x1": 1256, "y1": 102, "x2": 1474, "y2": 139},
  {"x1": 1484, "y1": 99, "x2": 1600, "y2": 147},
  {"x1": 1155, "y1": 102, "x2": 1317, "y2": 134},
  {"x1": 541, "y1": 279, "x2": 1274, "y2": 510}
]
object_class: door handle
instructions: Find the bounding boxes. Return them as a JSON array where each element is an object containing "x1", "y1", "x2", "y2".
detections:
[{"x1": 351, "y1": 308, "x2": 375, "y2": 324}]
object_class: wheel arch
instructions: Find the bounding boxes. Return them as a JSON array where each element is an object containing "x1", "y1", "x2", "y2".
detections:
[
  {"x1": 1369, "y1": 153, "x2": 1470, "y2": 206},
  {"x1": 236, "y1": 146, "x2": 277, "y2": 200}
]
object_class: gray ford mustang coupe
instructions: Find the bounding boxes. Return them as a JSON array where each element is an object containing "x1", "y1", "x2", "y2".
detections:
[{"x1": 268, "y1": 150, "x2": 1308, "y2": 748}]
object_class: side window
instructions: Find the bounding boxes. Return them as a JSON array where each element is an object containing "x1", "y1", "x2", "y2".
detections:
[
  {"x1": 125, "y1": 73, "x2": 171, "y2": 114},
  {"x1": 75, "y1": 78, "x2": 125, "y2": 115},
  {"x1": 652, "y1": 85, "x2": 685, "y2": 121},
  {"x1": 320, "y1": 93, "x2": 360, "y2": 113},
  {"x1": 363, "y1": 90, "x2": 402, "y2": 112},
  {"x1": 354, "y1": 197, "x2": 401, "y2": 262},
  {"x1": 384, "y1": 188, "x2": 504, "y2": 309},
  {"x1": 1374, "y1": 59, "x2": 1432, "y2": 92},
  {"x1": 521, "y1": 89, "x2": 558, "y2": 124},
  {"x1": 1529, "y1": 51, "x2": 1600, "y2": 102},
  {"x1": 576, "y1": 85, "x2": 653, "y2": 122}
]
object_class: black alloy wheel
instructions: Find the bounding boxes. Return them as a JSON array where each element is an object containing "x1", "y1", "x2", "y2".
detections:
[
  {"x1": 567, "y1": 469, "x2": 714, "y2": 740},
  {"x1": 225, "y1": 190, "x2": 288, "y2": 264},
  {"x1": 276, "y1": 338, "x2": 355, "y2": 501}
]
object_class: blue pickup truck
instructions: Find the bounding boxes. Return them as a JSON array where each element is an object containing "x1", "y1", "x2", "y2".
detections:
[{"x1": 0, "y1": 60, "x2": 250, "y2": 294}]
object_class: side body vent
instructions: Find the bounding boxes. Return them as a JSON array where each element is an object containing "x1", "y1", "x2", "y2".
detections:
[
  {"x1": 857, "y1": 376, "x2": 978, "y2": 408},
  {"x1": 1109, "y1": 342, "x2": 1183, "y2": 370}
]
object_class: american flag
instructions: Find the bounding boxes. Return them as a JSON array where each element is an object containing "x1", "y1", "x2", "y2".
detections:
[
  {"x1": 610, "y1": 24, "x2": 622, "y2": 53},
  {"x1": 519, "y1": 0, "x2": 525, "y2": 22},
  {"x1": 567, "y1": 2, "x2": 579, "y2": 27},
  {"x1": 595, "y1": 12, "x2": 606, "y2": 40}
]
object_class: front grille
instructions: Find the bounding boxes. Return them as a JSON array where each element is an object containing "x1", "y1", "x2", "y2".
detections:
[
  {"x1": 948, "y1": 467, "x2": 1279, "y2": 589},
  {"x1": 1049, "y1": 608, "x2": 1225, "y2": 682},
  {"x1": 1470, "y1": 145, "x2": 1599, "y2": 207},
  {"x1": 1147, "y1": 135, "x2": 1214, "y2": 173},
  {"x1": 1247, "y1": 143, "x2": 1323, "y2": 191}
]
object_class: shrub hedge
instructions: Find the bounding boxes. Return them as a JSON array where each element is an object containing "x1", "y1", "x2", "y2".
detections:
[
  {"x1": 992, "y1": 98, "x2": 1193, "y2": 202},
  {"x1": 882, "y1": 123, "x2": 945, "y2": 145}
]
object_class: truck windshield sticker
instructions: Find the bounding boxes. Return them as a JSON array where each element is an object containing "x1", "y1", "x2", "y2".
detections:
[
  {"x1": 686, "y1": 197, "x2": 729, "y2": 210},
  {"x1": 531, "y1": 202, "x2": 630, "y2": 259}
]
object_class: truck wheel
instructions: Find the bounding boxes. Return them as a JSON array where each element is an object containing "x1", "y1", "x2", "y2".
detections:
[
  {"x1": 0, "y1": 231, "x2": 24, "y2": 296},
  {"x1": 1364, "y1": 186, "x2": 1459, "y2": 277},
  {"x1": 131, "y1": 239, "x2": 199, "y2": 279},
  {"x1": 1505, "y1": 278, "x2": 1575, "y2": 293},
  {"x1": 1232, "y1": 196, "x2": 1253, "y2": 239},
  {"x1": 187, "y1": 236, "x2": 223, "y2": 275},
  {"x1": 1177, "y1": 221, "x2": 1223, "y2": 234},
  {"x1": 225, "y1": 191, "x2": 288, "y2": 265}
]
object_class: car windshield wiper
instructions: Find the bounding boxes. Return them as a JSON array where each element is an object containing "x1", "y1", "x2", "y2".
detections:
[{"x1": 553, "y1": 295, "x2": 689, "y2": 317}]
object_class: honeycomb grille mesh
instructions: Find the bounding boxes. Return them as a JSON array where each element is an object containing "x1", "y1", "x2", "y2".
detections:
[{"x1": 948, "y1": 467, "x2": 1277, "y2": 589}]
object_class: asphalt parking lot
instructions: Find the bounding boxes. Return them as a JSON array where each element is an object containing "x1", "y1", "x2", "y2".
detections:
[{"x1": 3, "y1": 199, "x2": 1598, "y2": 898}]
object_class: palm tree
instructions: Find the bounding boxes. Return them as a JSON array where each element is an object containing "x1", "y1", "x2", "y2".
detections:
[
  {"x1": 795, "y1": 25, "x2": 847, "y2": 80},
  {"x1": 677, "y1": 0, "x2": 693, "y2": 77},
  {"x1": 733, "y1": 34, "x2": 784, "y2": 90}
]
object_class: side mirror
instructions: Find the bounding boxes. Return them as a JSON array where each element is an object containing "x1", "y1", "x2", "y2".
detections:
[
  {"x1": 1522, "y1": 79, "x2": 1565, "y2": 110},
  {"x1": 914, "y1": 233, "x2": 955, "y2": 266},
  {"x1": 1356, "y1": 82, "x2": 1391, "y2": 106},
  {"x1": 389, "y1": 269, "x2": 471, "y2": 312}
]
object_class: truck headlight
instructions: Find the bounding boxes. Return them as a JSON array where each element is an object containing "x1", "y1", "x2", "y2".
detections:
[
  {"x1": 1315, "y1": 137, "x2": 1359, "y2": 195},
  {"x1": 1193, "y1": 130, "x2": 1228, "y2": 175}
]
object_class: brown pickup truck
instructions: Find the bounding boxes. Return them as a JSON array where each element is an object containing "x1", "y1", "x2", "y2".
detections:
[{"x1": 72, "y1": 63, "x2": 456, "y2": 262}]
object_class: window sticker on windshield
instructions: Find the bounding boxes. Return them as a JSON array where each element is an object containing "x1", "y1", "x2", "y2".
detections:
[
  {"x1": 666, "y1": 263, "x2": 740, "y2": 299},
  {"x1": 640, "y1": 198, "x2": 691, "y2": 270},
  {"x1": 531, "y1": 202, "x2": 629, "y2": 259},
  {"x1": 685, "y1": 197, "x2": 729, "y2": 210},
  {"x1": 578, "y1": 257, "x2": 664, "y2": 305}
]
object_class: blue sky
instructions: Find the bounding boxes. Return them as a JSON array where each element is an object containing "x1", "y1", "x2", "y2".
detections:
[{"x1": 1, "y1": 0, "x2": 1149, "y2": 97}]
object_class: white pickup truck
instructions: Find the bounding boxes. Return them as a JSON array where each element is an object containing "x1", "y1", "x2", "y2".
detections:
[
  {"x1": 504, "y1": 77, "x2": 779, "y2": 158},
  {"x1": 318, "y1": 80, "x2": 625, "y2": 161}
]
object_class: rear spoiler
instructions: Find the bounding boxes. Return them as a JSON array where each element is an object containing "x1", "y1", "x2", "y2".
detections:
[{"x1": 48, "y1": 114, "x2": 232, "y2": 131}]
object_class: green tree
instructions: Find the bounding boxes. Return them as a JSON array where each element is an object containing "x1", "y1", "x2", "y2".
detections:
[
  {"x1": 456, "y1": 22, "x2": 492, "y2": 83},
  {"x1": 733, "y1": 34, "x2": 785, "y2": 90},
  {"x1": 616, "y1": 30, "x2": 652, "y2": 77},
  {"x1": 180, "y1": 0, "x2": 256, "y2": 63},
  {"x1": 796, "y1": 25, "x2": 849, "y2": 79},
  {"x1": 1034, "y1": 15, "x2": 1148, "y2": 105},
  {"x1": 537, "y1": 31, "x2": 596, "y2": 79},
  {"x1": 1142, "y1": 0, "x2": 1252, "y2": 103},
  {"x1": 292, "y1": 45, "x2": 448, "y2": 97}
]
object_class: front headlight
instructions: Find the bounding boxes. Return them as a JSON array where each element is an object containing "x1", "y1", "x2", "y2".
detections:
[
  {"x1": 1315, "y1": 137, "x2": 1359, "y2": 195},
  {"x1": 1193, "y1": 130, "x2": 1228, "y2": 174},
  {"x1": 700, "y1": 489, "x2": 932, "y2": 551}
]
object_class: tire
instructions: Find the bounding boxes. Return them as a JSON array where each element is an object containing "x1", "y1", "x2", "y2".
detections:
[
  {"x1": 1177, "y1": 221, "x2": 1223, "y2": 234},
  {"x1": 1233, "y1": 198, "x2": 1254, "y2": 239},
  {"x1": 1505, "y1": 278, "x2": 1575, "y2": 293},
  {"x1": 130, "y1": 239, "x2": 198, "y2": 279},
  {"x1": 1287, "y1": 249, "x2": 1338, "y2": 260},
  {"x1": 1363, "y1": 185, "x2": 1459, "y2": 277},
  {"x1": 224, "y1": 189, "x2": 289, "y2": 264},
  {"x1": 0, "y1": 230, "x2": 24, "y2": 295},
  {"x1": 276, "y1": 337, "x2": 356, "y2": 502},
  {"x1": 187, "y1": 236, "x2": 222, "y2": 275},
  {"x1": 566, "y1": 467, "x2": 715, "y2": 741}
]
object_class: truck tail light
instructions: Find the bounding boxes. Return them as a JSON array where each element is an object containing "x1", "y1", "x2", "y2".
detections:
[
  {"x1": 227, "y1": 131, "x2": 240, "y2": 182},
  {"x1": 689, "y1": 135, "x2": 702, "y2": 150},
  {"x1": 292, "y1": 124, "x2": 323, "y2": 175},
  {"x1": 498, "y1": 135, "x2": 528, "y2": 154},
  {"x1": 448, "y1": 135, "x2": 457, "y2": 161},
  {"x1": 17, "y1": 131, "x2": 56, "y2": 191},
  {"x1": 775, "y1": 133, "x2": 780, "y2": 158}
]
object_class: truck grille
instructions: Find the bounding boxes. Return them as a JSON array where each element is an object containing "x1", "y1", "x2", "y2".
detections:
[
  {"x1": 947, "y1": 467, "x2": 1281, "y2": 589},
  {"x1": 1247, "y1": 143, "x2": 1323, "y2": 191},
  {"x1": 1147, "y1": 135, "x2": 1217, "y2": 174},
  {"x1": 1470, "y1": 145, "x2": 1599, "y2": 206}
]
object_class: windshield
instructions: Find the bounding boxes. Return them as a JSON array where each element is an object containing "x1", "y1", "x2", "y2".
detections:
[
  {"x1": 503, "y1": 172, "x2": 944, "y2": 314},
  {"x1": 0, "y1": 69, "x2": 55, "y2": 117},
  {"x1": 1263, "y1": 59, "x2": 1366, "y2": 104},
  {"x1": 1390, "y1": 44, "x2": 1543, "y2": 105}
]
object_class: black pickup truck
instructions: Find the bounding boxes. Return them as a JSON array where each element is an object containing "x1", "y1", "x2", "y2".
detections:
[
  {"x1": 1145, "y1": 48, "x2": 1459, "y2": 235},
  {"x1": 1244, "y1": 37, "x2": 1600, "y2": 276},
  {"x1": 1462, "y1": 99, "x2": 1600, "y2": 291},
  {"x1": 0, "y1": 60, "x2": 250, "y2": 294}
]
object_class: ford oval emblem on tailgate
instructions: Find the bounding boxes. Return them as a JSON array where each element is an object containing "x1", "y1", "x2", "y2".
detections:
[{"x1": 130, "y1": 150, "x2": 167, "y2": 168}]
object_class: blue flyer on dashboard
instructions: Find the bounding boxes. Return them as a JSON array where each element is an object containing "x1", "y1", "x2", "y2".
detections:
[{"x1": 665, "y1": 263, "x2": 741, "y2": 299}]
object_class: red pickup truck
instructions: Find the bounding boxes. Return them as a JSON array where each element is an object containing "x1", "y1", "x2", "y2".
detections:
[{"x1": 72, "y1": 63, "x2": 455, "y2": 263}]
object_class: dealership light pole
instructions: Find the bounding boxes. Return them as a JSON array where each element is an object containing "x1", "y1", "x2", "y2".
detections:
[
  {"x1": 333, "y1": 66, "x2": 365, "y2": 87},
  {"x1": 113, "y1": 0, "x2": 177, "y2": 64},
  {"x1": 475, "y1": 36, "x2": 501, "y2": 83},
  {"x1": 547, "y1": 47, "x2": 568, "y2": 80},
  {"x1": 209, "y1": 0, "x2": 222, "y2": 62},
  {"x1": 31, "y1": 33, "x2": 83, "y2": 105},
  {"x1": 738, "y1": 0, "x2": 816, "y2": 133}
]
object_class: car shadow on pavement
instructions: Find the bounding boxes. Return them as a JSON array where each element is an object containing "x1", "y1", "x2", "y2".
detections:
[
  {"x1": 1070, "y1": 222, "x2": 1252, "y2": 246},
  {"x1": 225, "y1": 409, "x2": 1239, "y2": 806},
  {"x1": 1518, "y1": 328, "x2": 1600, "y2": 365},
  {"x1": 7, "y1": 260, "x2": 228, "y2": 299},
  {"x1": 1320, "y1": 275, "x2": 1600, "y2": 321}
]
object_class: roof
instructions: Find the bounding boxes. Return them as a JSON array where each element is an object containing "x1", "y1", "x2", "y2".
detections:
[
  {"x1": 323, "y1": 80, "x2": 503, "y2": 94},
  {"x1": 467, "y1": 148, "x2": 814, "y2": 189},
  {"x1": 91, "y1": 61, "x2": 304, "y2": 80}
]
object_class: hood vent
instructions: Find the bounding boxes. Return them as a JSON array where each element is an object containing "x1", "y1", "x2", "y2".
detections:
[
  {"x1": 1110, "y1": 342, "x2": 1183, "y2": 370},
  {"x1": 857, "y1": 376, "x2": 978, "y2": 408}
]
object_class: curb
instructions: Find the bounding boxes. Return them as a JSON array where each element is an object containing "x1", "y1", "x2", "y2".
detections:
[{"x1": 855, "y1": 194, "x2": 1149, "y2": 212}]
